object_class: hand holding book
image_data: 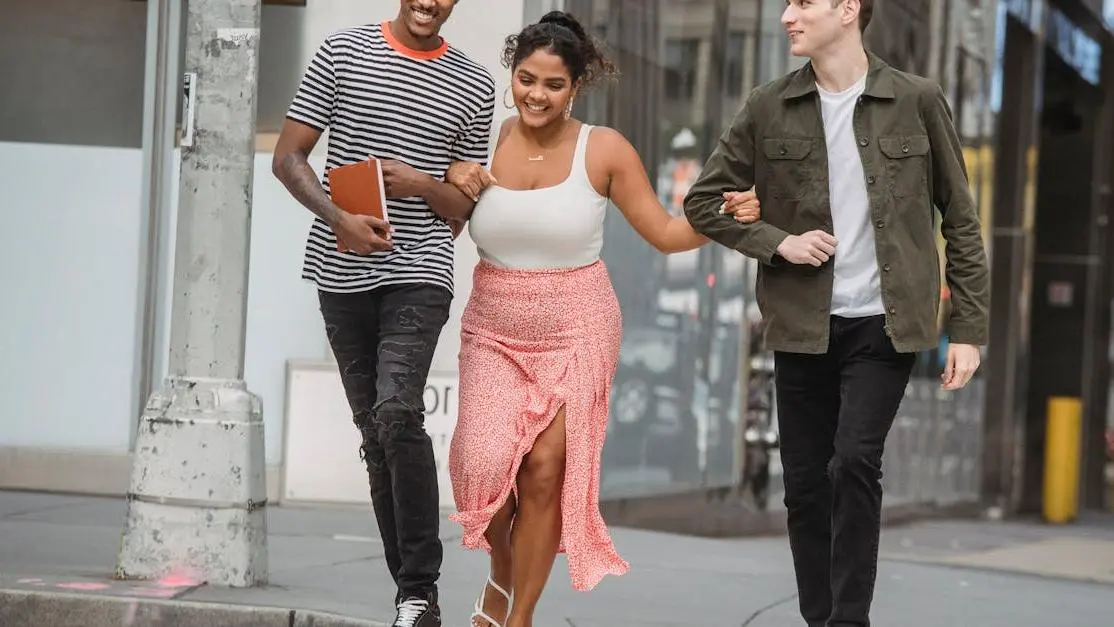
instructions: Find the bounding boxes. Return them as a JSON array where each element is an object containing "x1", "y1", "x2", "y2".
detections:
[
  {"x1": 327, "y1": 158, "x2": 393, "y2": 254},
  {"x1": 334, "y1": 213, "x2": 393, "y2": 254}
]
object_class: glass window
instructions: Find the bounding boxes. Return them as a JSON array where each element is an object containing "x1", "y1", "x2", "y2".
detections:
[
  {"x1": 529, "y1": 0, "x2": 792, "y2": 495},
  {"x1": 664, "y1": 38, "x2": 701, "y2": 100},
  {"x1": 724, "y1": 31, "x2": 748, "y2": 98},
  {"x1": 862, "y1": 0, "x2": 932, "y2": 76},
  {"x1": 257, "y1": 4, "x2": 310, "y2": 134},
  {"x1": 521, "y1": 0, "x2": 982, "y2": 505},
  {"x1": 0, "y1": 0, "x2": 311, "y2": 147},
  {"x1": 0, "y1": 0, "x2": 147, "y2": 147}
]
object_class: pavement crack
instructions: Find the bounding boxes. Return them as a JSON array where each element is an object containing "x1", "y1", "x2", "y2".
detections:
[
  {"x1": 740, "y1": 591, "x2": 799, "y2": 626},
  {"x1": 171, "y1": 583, "x2": 208, "y2": 599}
]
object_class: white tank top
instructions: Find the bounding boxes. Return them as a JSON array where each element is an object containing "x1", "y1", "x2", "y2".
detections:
[{"x1": 469, "y1": 124, "x2": 607, "y2": 270}]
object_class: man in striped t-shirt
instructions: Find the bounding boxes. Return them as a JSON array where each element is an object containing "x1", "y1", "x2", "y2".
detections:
[{"x1": 272, "y1": 1, "x2": 494, "y2": 625}]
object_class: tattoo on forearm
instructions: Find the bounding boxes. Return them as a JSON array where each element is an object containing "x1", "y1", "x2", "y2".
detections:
[{"x1": 277, "y1": 152, "x2": 342, "y2": 226}]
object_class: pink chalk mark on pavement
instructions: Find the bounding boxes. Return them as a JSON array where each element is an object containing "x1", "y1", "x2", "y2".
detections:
[
  {"x1": 57, "y1": 582, "x2": 112, "y2": 591},
  {"x1": 156, "y1": 574, "x2": 199, "y2": 588},
  {"x1": 15, "y1": 573, "x2": 198, "y2": 597}
]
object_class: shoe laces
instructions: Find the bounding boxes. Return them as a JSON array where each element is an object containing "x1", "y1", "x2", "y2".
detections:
[{"x1": 394, "y1": 598, "x2": 429, "y2": 627}]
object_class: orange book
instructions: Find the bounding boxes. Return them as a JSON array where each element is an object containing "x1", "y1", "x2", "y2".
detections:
[{"x1": 327, "y1": 158, "x2": 390, "y2": 252}]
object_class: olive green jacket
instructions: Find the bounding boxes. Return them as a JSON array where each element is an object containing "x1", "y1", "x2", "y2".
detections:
[{"x1": 683, "y1": 52, "x2": 989, "y2": 354}]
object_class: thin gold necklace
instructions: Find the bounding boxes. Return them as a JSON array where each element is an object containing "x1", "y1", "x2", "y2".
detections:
[{"x1": 526, "y1": 121, "x2": 571, "y2": 162}]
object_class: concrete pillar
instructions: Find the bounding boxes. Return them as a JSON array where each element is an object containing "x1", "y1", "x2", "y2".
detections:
[{"x1": 116, "y1": 0, "x2": 268, "y2": 588}]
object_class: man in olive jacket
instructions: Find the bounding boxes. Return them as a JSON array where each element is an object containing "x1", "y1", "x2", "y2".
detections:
[{"x1": 683, "y1": 1, "x2": 989, "y2": 626}]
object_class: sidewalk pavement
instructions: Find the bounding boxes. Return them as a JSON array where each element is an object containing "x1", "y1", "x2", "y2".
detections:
[{"x1": 1, "y1": 490, "x2": 1111, "y2": 626}]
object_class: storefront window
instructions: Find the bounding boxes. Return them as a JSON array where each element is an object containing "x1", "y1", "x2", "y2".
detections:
[
  {"x1": 515, "y1": 0, "x2": 790, "y2": 497},
  {"x1": 521, "y1": 0, "x2": 986, "y2": 506}
]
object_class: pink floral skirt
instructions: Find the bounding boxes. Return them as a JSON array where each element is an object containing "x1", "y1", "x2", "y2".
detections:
[{"x1": 447, "y1": 259, "x2": 629, "y2": 592}]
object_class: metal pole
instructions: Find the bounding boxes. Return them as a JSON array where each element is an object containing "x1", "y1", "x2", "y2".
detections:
[
  {"x1": 117, "y1": 0, "x2": 268, "y2": 588},
  {"x1": 132, "y1": 0, "x2": 183, "y2": 450}
]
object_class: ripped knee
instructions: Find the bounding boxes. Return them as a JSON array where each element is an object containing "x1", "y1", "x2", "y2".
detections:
[
  {"x1": 351, "y1": 410, "x2": 375, "y2": 460},
  {"x1": 371, "y1": 395, "x2": 426, "y2": 441}
]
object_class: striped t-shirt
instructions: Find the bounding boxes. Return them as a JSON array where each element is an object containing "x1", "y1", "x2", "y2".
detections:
[{"x1": 286, "y1": 21, "x2": 496, "y2": 294}]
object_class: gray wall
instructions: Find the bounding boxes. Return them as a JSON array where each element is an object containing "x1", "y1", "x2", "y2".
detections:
[{"x1": 0, "y1": 0, "x2": 148, "y2": 147}]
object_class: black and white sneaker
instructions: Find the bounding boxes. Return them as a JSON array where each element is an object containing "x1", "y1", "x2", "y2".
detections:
[{"x1": 392, "y1": 595, "x2": 441, "y2": 627}]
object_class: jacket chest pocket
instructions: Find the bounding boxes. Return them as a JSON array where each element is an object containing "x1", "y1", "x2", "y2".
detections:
[
  {"x1": 762, "y1": 138, "x2": 815, "y2": 200},
  {"x1": 879, "y1": 134, "x2": 930, "y2": 199}
]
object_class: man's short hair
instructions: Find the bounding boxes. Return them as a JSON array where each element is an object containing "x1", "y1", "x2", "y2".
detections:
[{"x1": 834, "y1": 0, "x2": 873, "y2": 32}]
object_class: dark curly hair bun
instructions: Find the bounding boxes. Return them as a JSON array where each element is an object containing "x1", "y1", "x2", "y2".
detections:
[
  {"x1": 538, "y1": 10, "x2": 590, "y2": 44},
  {"x1": 501, "y1": 10, "x2": 618, "y2": 87}
]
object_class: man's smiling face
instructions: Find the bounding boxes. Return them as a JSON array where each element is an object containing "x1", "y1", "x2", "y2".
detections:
[
  {"x1": 781, "y1": 0, "x2": 859, "y2": 58},
  {"x1": 397, "y1": 0, "x2": 458, "y2": 42}
]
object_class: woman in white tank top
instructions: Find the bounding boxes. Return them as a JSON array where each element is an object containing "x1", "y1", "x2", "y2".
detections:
[{"x1": 443, "y1": 12, "x2": 759, "y2": 627}]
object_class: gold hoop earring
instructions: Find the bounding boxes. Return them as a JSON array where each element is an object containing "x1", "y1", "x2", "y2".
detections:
[
  {"x1": 564, "y1": 97, "x2": 575, "y2": 120},
  {"x1": 503, "y1": 87, "x2": 516, "y2": 110}
]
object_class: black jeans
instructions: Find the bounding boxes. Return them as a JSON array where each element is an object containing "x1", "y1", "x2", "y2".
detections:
[
  {"x1": 318, "y1": 283, "x2": 451, "y2": 602},
  {"x1": 774, "y1": 315, "x2": 915, "y2": 627}
]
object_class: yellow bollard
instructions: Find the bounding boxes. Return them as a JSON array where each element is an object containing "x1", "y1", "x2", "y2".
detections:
[{"x1": 1042, "y1": 396, "x2": 1083, "y2": 524}]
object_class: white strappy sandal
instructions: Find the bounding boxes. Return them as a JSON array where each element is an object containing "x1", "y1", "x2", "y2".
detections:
[{"x1": 470, "y1": 574, "x2": 513, "y2": 627}]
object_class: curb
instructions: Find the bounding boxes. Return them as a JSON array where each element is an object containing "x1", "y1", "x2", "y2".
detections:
[{"x1": 0, "y1": 588, "x2": 387, "y2": 627}]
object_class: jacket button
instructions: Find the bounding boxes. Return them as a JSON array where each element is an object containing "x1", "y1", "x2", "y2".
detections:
[
  {"x1": 780, "y1": 145, "x2": 787, "y2": 155},
  {"x1": 902, "y1": 144, "x2": 910, "y2": 153},
  {"x1": 859, "y1": 138, "x2": 868, "y2": 147},
  {"x1": 875, "y1": 219, "x2": 885, "y2": 228},
  {"x1": 888, "y1": 306, "x2": 896, "y2": 314},
  {"x1": 867, "y1": 175, "x2": 876, "y2": 184},
  {"x1": 883, "y1": 263, "x2": 891, "y2": 272}
]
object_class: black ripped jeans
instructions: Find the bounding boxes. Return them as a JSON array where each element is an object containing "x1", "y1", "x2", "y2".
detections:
[
  {"x1": 319, "y1": 283, "x2": 451, "y2": 602},
  {"x1": 774, "y1": 315, "x2": 916, "y2": 627}
]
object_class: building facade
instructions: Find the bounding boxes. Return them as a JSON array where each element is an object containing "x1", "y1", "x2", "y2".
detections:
[
  {"x1": 2, "y1": 0, "x2": 1110, "y2": 519},
  {"x1": 980, "y1": 0, "x2": 1114, "y2": 516}
]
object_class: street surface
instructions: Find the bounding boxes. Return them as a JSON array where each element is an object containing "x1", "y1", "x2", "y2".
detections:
[{"x1": 1, "y1": 491, "x2": 1111, "y2": 626}]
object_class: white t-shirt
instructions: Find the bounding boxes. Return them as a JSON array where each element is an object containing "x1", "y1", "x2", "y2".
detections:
[{"x1": 818, "y1": 73, "x2": 884, "y2": 317}]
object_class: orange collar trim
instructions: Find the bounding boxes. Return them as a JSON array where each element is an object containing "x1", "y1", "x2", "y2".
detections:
[{"x1": 381, "y1": 21, "x2": 448, "y2": 60}]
